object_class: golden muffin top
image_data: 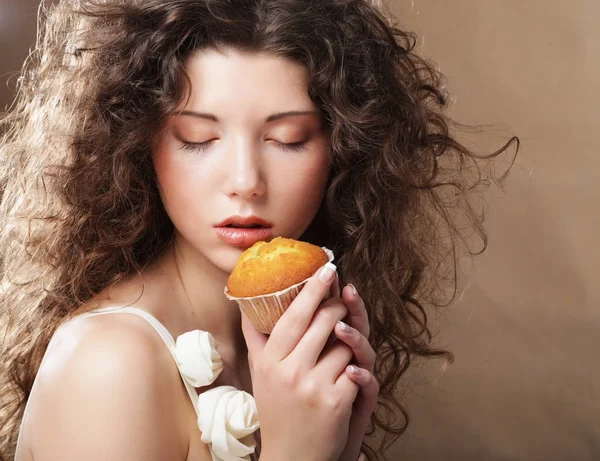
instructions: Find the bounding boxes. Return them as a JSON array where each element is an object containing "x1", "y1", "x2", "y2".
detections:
[{"x1": 226, "y1": 237, "x2": 329, "y2": 297}]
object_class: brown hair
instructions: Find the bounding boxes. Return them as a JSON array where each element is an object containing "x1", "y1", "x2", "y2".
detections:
[{"x1": 0, "y1": 0, "x2": 517, "y2": 459}]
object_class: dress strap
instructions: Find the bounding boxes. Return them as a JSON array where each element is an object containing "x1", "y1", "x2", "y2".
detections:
[{"x1": 74, "y1": 306, "x2": 200, "y2": 415}]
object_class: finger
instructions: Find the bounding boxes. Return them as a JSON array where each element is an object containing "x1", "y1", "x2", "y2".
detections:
[
  {"x1": 329, "y1": 271, "x2": 341, "y2": 299},
  {"x1": 240, "y1": 311, "x2": 268, "y2": 363},
  {"x1": 325, "y1": 271, "x2": 341, "y2": 345},
  {"x1": 341, "y1": 284, "x2": 369, "y2": 338},
  {"x1": 288, "y1": 299, "x2": 348, "y2": 368},
  {"x1": 334, "y1": 320, "x2": 376, "y2": 373},
  {"x1": 341, "y1": 366, "x2": 380, "y2": 460},
  {"x1": 265, "y1": 262, "x2": 337, "y2": 360},
  {"x1": 334, "y1": 371, "x2": 361, "y2": 412},
  {"x1": 345, "y1": 366, "x2": 379, "y2": 418},
  {"x1": 312, "y1": 341, "x2": 353, "y2": 383}
]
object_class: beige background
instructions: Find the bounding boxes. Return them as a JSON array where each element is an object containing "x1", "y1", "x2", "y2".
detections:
[{"x1": 1, "y1": 1, "x2": 597, "y2": 460}]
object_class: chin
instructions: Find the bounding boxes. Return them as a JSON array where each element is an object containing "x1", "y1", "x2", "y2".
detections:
[{"x1": 209, "y1": 245, "x2": 246, "y2": 275}]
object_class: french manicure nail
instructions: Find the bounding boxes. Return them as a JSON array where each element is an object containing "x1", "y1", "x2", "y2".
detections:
[
  {"x1": 318, "y1": 262, "x2": 337, "y2": 282},
  {"x1": 348, "y1": 284, "x2": 357, "y2": 296},
  {"x1": 338, "y1": 320, "x2": 350, "y2": 332},
  {"x1": 348, "y1": 365, "x2": 361, "y2": 375}
]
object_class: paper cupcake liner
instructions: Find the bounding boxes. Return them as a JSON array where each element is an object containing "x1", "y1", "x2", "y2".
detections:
[{"x1": 225, "y1": 247, "x2": 334, "y2": 334}]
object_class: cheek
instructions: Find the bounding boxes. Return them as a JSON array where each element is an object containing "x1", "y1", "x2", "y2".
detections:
[
  {"x1": 300, "y1": 160, "x2": 329, "y2": 195},
  {"x1": 153, "y1": 148, "x2": 172, "y2": 192},
  {"x1": 274, "y1": 154, "x2": 330, "y2": 222},
  {"x1": 153, "y1": 148, "x2": 204, "y2": 223},
  {"x1": 153, "y1": 149, "x2": 181, "y2": 208},
  {"x1": 301, "y1": 147, "x2": 331, "y2": 195}
]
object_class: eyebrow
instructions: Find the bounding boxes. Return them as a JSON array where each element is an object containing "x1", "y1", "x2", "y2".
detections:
[{"x1": 179, "y1": 110, "x2": 319, "y2": 123}]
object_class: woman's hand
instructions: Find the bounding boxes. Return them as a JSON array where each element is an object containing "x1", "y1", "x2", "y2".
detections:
[
  {"x1": 331, "y1": 280, "x2": 379, "y2": 461},
  {"x1": 242, "y1": 263, "x2": 360, "y2": 461}
]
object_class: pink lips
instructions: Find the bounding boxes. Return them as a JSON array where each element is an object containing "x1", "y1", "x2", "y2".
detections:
[
  {"x1": 214, "y1": 227, "x2": 274, "y2": 247},
  {"x1": 214, "y1": 215, "x2": 274, "y2": 247}
]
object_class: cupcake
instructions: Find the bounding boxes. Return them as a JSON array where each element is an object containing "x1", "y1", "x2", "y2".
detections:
[{"x1": 224, "y1": 237, "x2": 334, "y2": 334}]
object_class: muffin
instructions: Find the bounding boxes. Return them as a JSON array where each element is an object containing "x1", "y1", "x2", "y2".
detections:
[{"x1": 225, "y1": 237, "x2": 334, "y2": 334}]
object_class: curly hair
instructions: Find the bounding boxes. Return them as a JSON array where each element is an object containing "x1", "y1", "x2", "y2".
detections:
[{"x1": 0, "y1": 0, "x2": 517, "y2": 459}]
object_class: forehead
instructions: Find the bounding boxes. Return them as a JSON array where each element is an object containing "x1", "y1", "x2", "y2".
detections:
[{"x1": 181, "y1": 48, "x2": 315, "y2": 114}]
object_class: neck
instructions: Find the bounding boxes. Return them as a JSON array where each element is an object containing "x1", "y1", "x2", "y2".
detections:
[{"x1": 158, "y1": 236, "x2": 246, "y2": 358}]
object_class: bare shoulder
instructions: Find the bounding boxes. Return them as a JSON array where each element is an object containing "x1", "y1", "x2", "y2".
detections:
[{"x1": 27, "y1": 313, "x2": 189, "y2": 461}]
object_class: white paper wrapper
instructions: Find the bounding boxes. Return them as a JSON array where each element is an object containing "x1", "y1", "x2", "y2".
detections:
[{"x1": 224, "y1": 247, "x2": 335, "y2": 334}]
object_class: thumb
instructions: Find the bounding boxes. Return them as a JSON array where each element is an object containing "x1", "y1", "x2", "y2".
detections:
[{"x1": 240, "y1": 310, "x2": 268, "y2": 360}]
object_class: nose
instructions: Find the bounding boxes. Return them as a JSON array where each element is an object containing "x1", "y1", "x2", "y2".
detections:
[{"x1": 222, "y1": 139, "x2": 266, "y2": 200}]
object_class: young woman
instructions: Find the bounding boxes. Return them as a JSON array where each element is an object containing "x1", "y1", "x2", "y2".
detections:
[{"x1": 0, "y1": 1, "x2": 516, "y2": 460}]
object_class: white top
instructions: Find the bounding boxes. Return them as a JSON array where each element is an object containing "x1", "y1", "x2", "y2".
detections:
[{"x1": 14, "y1": 306, "x2": 259, "y2": 461}]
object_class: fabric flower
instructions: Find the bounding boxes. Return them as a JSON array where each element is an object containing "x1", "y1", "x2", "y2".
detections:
[
  {"x1": 197, "y1": 386, "x2": 260, "y2": 461},
  {"x1": 175, "y1": 330, "x2": 223, "y2": 387}
]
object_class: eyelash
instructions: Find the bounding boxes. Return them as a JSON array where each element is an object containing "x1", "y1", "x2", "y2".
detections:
[
  {"x1": 180, "y1": 140, "x2": 214, "y2": 153},
  {"x1": 180, "y1": 140, "x2": 307, "y2": 154},
  {"x1": 277, "y1": 141, "x2": 307, "y2": 152}
]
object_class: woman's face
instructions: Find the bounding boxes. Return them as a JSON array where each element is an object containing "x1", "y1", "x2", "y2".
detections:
[{"x1": 153, "y1": 48, "x2": 331, "y2": 273}]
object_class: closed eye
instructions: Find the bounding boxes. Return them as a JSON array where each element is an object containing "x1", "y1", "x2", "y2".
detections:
[
  {"x1": 275, "y1": 140, "x2": 307, "y2": 152},
  {"x1": 180, "y1": 140, "x2": 216, "y2": 153},
  {"x1": 180, "y1": 139, "x2": 308, "y2": 153}
]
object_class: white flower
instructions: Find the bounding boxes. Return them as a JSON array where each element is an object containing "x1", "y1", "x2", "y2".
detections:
[
  {"x1": 197, "y1": 386, "x2": 260, "y2": 461},
  {"x1": 175, "y1": 330, "x2": 223, "y2": 387}
]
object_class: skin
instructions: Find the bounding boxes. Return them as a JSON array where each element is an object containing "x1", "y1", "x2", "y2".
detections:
[
  {"x1": 22, "y1": 48, "x2": 376, "y2": 461},
  {"x1": 151, "y1": 47, "x2": 332, "y2": 347}
]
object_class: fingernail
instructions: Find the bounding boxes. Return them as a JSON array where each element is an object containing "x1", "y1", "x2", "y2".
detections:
[
  {"x1": 318, "y1": 262, "x2": 337, "y2": 282},
  {"x1": 338, "y1": 320, "x2": 351, "y2": 332},
  {"x1": 348, "y1": 365, "x2": 361, "y2": 375},
  {"x1": 348, "y1": 284, "x2": 357, "y2": 296}
]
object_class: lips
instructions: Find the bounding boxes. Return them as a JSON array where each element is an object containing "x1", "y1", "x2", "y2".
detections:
[
  {"x1": 214, "y1": 215, "x2": 273, "y2": 247},
  {"x1": 214, "y1": 227, "x2": 274, "y2": 247},
  {"x1": 215, "y1": 216, "x2": 273, "y2": 229}
]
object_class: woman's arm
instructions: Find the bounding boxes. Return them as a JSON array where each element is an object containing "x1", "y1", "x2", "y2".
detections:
[{"x1": 25, "y1": 315, "x2": 193, "y2": 461}]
